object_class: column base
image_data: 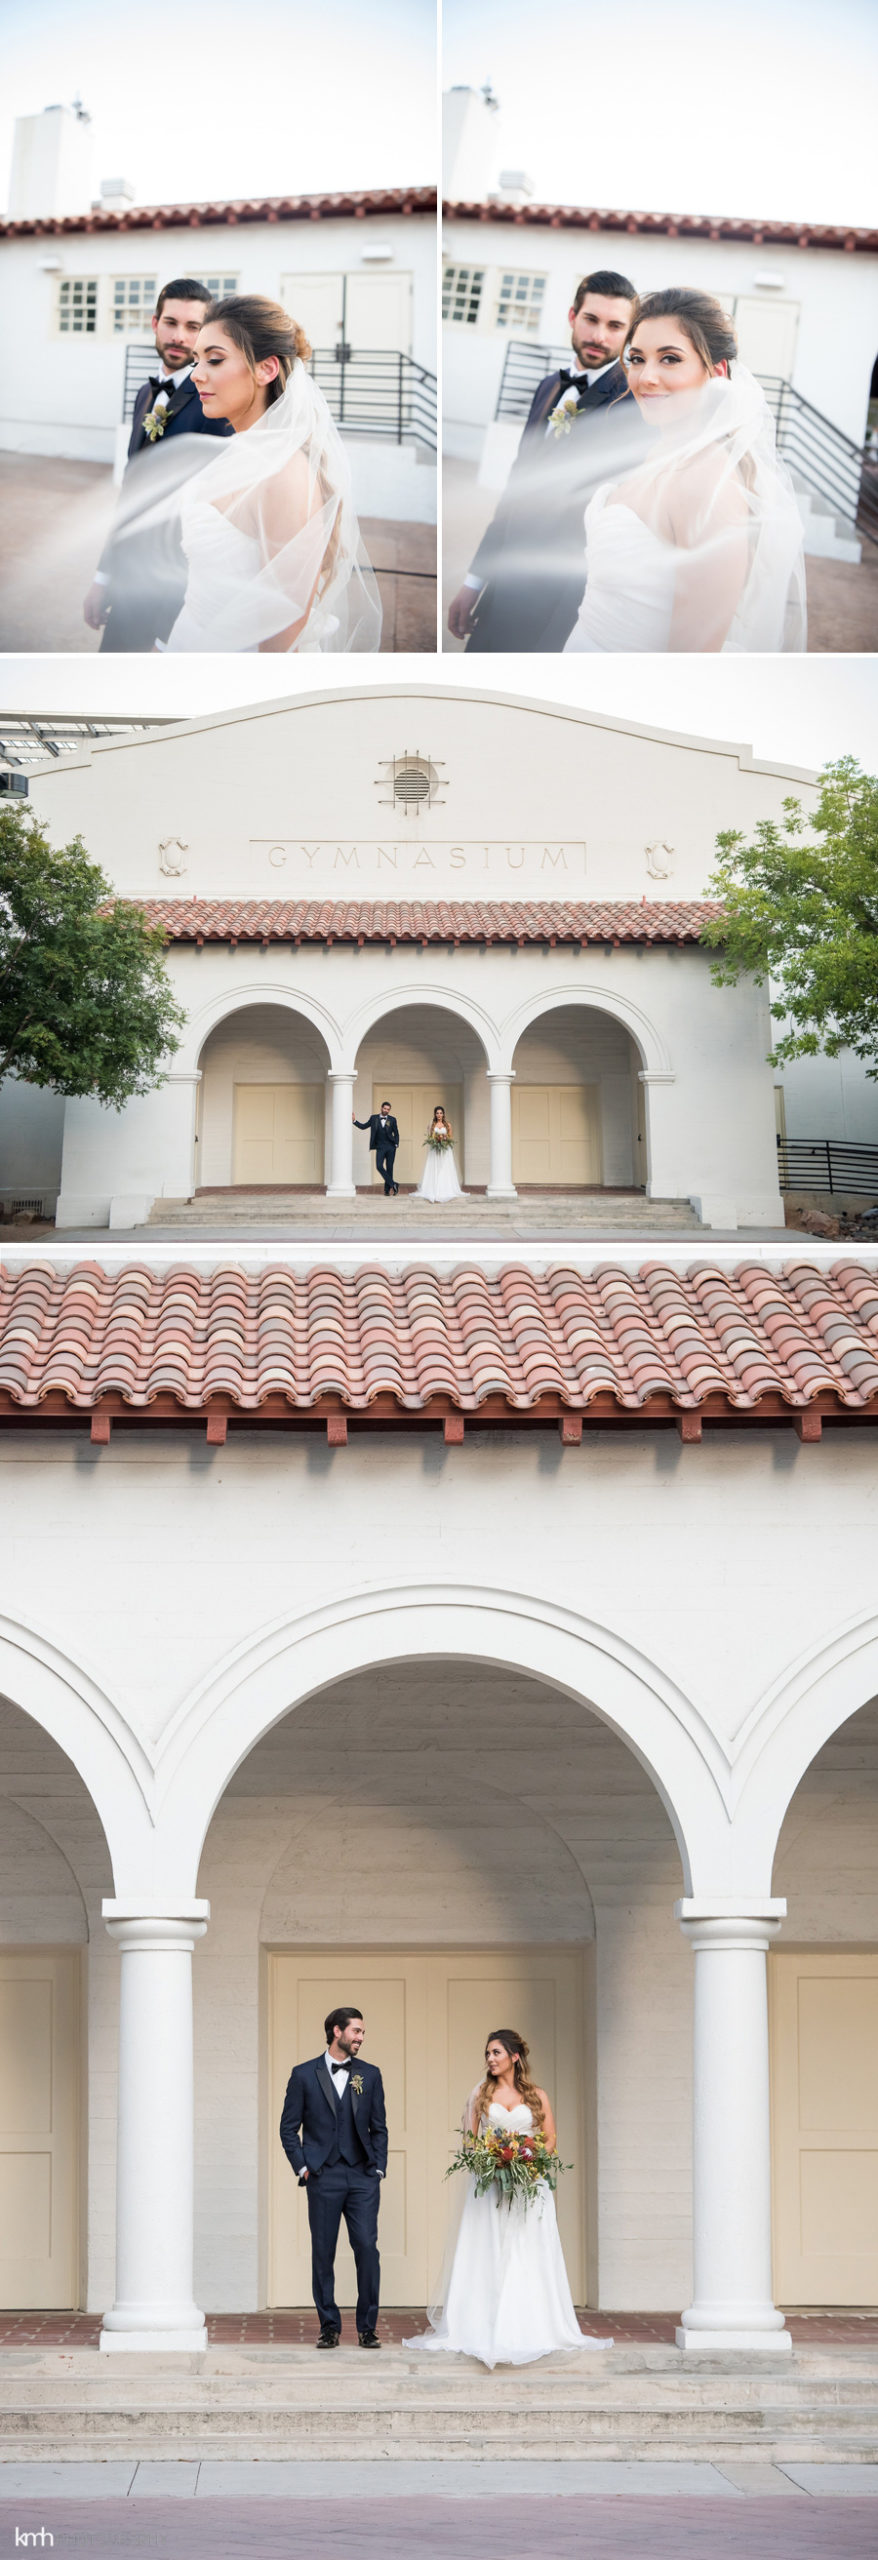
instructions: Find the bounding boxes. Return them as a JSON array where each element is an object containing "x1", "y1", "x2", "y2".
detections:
[
  {"x1": 486, "y1": 1185, "x2": 518, "y2": 1201},
  {"x1": 325, "y1": 1184, "x2": 357, "y2": 1199},
  {"x1": 101, "y1": 2321, "x2": 207, "y2": 2355},
  {"x1": 676, "y1": 2323, "x2": 792, "y2": 2353}
]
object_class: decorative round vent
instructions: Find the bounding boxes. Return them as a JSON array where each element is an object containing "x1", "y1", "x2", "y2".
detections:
[{"x1": 393, "y1": 763, "x2": 431, "y2": 804}]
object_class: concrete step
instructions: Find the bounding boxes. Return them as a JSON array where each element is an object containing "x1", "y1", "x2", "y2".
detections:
[
  {"x1": 0, "y1": 2346, "x2": 876, "y2": 2464},
  {"x1": 144, "y1": 1192, "x2": 704, "y2": 1238}
]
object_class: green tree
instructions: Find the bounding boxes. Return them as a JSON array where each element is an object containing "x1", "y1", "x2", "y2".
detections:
[
  {"x1": 0, "y1": 804, "x2": 183, "y2": 1104},
  {"x1": 703, "y1": 757, "x2": 878, "y2": 1077}
]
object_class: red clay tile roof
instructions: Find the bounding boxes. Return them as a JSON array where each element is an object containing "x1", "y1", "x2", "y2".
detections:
[
  {"x1": 124, "y1": 899, "x2": 722, "y2": 947},
  {"x1": 1, "y1": 1262, "x2": 876, "y2": 1434},
  {"x1": 444, "y1": 202, "x2": 878, "y2": 254},
  {"x1": 0, "y1": 189, "x2": 436, "y2": 241}
]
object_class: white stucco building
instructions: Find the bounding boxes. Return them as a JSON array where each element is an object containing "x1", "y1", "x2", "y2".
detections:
[
  {"x1": 0, "y1": 136, "x2": 437, "y2": 520},
  {"x1": 0, "y1": 1235, "x2": 876, "y2": 2357},
  {"x1": 0, "y1": 686, "x2": 877, "y2": 2363},
  {"x1": 3, "y1": 684, "x2": 875, "y2": 1236}
]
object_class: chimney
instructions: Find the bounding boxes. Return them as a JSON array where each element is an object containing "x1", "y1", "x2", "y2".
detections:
[
  {"x1": 8, "y1": 101, "x2": 93, "y2": 219},
  {"x1": 443, "y1": 85, "x2": 502, "y2": 201},
  {"x1": 93, "y1": 178, "x2": 136, "y2": 213}
]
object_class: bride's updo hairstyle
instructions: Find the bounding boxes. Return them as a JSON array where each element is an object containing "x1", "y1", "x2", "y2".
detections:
[
  {"x1": 626, "y1": 288, "x2": 738, "y2": 378},
  {"x1": 205, "y1": 294, "x2": 312, "y2": 403},
  {"x1": 476, "y1": 2029, "x2": 546, "y2": 2134}
]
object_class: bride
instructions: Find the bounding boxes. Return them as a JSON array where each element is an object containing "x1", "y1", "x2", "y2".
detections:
[
  {"x1": 405, "y1": 2029, "x2": 611, "y2": 2368},
  {"x1": 563, "y1": 288, "x2": 806, "y2": 654},
  {"x1": 115, "y1": 294, "x2": 381, "y2": 653},
  {"x1": 417, "y1": 1105, "x2": 464, "y2": 1202}
]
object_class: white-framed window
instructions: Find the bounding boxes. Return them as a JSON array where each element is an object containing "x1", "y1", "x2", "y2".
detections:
[
  {"x1": 202, "y1": 273, "x2": 238, "y2": 300},
  {"x1": 57, "y1": 278, "x2": 97, "y2": 335},
  {"x1": 442, "y1": 262, "x2": 485, "y2": 326},
  {"x1": 111, "y1": 275, "x2": 160, "y2": 334},
  {"x1": 494, "y1": 269, "x2": 547, "y2": 333}
]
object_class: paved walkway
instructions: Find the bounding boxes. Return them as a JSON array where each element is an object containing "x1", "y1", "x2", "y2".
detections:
[
  {"x1": 0, "y1": 457, "x2": 435, "y2": 654},
  {"x1": 0, "y1": 2308, "x2": 875, "y2": 2348},
  {"x1": 0, "y1": 2474, "x2": 876, "y2": 2560},
  {"x1": 442, "y1": 459, "x2": 878, "y2": 654}
]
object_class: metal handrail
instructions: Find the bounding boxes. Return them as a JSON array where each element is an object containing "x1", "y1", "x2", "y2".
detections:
[
  {"x1": 123, "y1": 342, "x2": 437, "y2": 450},
  {"x1": 778, "y1": 1140, "x2": 878, "y2": 1195}
]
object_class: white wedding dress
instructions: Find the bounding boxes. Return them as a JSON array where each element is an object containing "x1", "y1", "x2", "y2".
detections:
[
  {"x1": 405, "y1": 2104, "x2": 611, "y2": 2368},
  {"x1": 418, "y1": 1141, "x2": 463, "y2": 1202},
  {"x1": 563, "y1": 368, "x2": 806, "y2": 654}
]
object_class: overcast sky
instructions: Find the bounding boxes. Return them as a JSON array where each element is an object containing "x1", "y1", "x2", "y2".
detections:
[
  {"x1": 444, "y1": 0, "x2": 878, "y2": 228},
  {"x1": 1, "y1": 658, "x2": 875, "y2": 777},
  {"x1": 1, "y1": 0, "x2": 435, "y2": 207}
]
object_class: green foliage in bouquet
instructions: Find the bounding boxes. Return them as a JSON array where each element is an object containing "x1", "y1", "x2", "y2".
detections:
[
  {"x1": 446, "y1": 2123, "x2": 570, "y2": 2210},
  {"x1": 424, "y1": 1129, "x2": 452, "y2": 1152}
]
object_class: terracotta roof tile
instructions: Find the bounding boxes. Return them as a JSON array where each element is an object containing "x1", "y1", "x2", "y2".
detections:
[
  {"x1": 0, "y1": 189, "x2": 436, "y2": 242},
  {"x1": 0, "y1": 1261, "x2": 877, "y2": 1426},
  {"x1": 444, "y1": 201, "x2": 877, "y2": 254},
  {"x1": 121, "y1": 898, "x2": 721, "y2": 947}
]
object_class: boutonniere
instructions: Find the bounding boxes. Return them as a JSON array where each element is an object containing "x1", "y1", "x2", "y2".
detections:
[
  {"x1": 549, "y1": 392, "x2": 579, "y2": 439},
  {"x1": 352, "y1": 2074, "x2": 364, "y2": 2095},
  {"x1": 142, "y1": 405, "x2": 169, "y2": 442}
]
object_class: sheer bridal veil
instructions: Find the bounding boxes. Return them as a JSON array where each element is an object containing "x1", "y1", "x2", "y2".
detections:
[
  {"x1": 616, "y1": 363, "x2": 807, "y2": 652},
  {"x1": 110, "y1": 362, "x2": 382, "y2": 653}
]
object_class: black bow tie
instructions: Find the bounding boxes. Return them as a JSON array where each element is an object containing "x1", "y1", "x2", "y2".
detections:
[
  {"x1": 330, "y1": 2057, "x2": 352, "y2": 2071},
  {"x1": 556, "y1": 369, "x2": 586, "y2": 393}
]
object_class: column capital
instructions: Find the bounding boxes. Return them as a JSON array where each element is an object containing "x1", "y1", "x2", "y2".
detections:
[
  {"x1": 676, "y1": 1898, "x2": 785, "y2": 1953},
  {"x1": 638, "y1": 1070, "x2": 676, "y2": 1086},
  {"x1": 166, "y1": 1070, "x2": 203, "y2": 1086},
  {"x1": 103, "y1": 1900, "x2": 209, "y2": 1954},
  {"x1": 327, "y1": 1069, "x2": 357, "y2": 1084},
  {"x1": 487, "y1": 1069, "x2": 515, "y2": 1085}
]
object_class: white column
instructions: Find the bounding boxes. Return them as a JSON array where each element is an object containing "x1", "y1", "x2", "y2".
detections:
[
  {"x1": 676, "y1": 1899, "x2": 790, "y2": 2353},
  {"x1": 101, "y1": 1903, "x2": 209, "y2": 2353},
  {"x1": 326, "y1": 1071, "x2": 357, "y2": 1198},
  {"x1": 487, "y1": 1071, "x2": 517, "y2": 1199},
  {"x1": 638, "y1": 1070, "x2": 679, "y2": 1202}
]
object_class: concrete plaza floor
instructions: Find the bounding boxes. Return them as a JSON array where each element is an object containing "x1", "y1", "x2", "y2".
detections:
[
  {"x1": 0, "y1": 2472, "x2": 876, "y2": 2560},
  {"x1": 442, "y1": 458, "x2": 878, "y2": 655},
  {"x1": 0, "y1": 455, "x2": 436, "y2": 654}
]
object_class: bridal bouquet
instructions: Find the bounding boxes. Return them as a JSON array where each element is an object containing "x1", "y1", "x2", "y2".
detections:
[
  {"x1": 446, "y1": 2125, "x2": 569, "y2": 2210},
  {"x1": 425, "y1": 1128, "x2": 452, "y2": 1153}
]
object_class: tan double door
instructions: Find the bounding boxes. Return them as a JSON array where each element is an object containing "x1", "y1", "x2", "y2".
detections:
[
  {"x1": 512, "y1": 1083, "x2": 602, "y2": 1187},
  {"x1": 732, "y1": 296, "x2": 800, "y2": 381},
  {"x1": 0, "y1": 1953, "x2": 80, "y2": 2308},
  {"x1": 267, "y1": 1947, "x2": 586, "y2": 2307},
  {"x1": 770, "y1": 1950, "x2": 878, "y2": 2303},
  {"x1": 233, "y1": 1084, "x2": 324, "y2": 1186},
  {"x1": 370, "y1": 1085, "x2": 462, "y2": 1187},
  {"x1": 280, "y1": 271, "x2": 413, "y2": 357}
]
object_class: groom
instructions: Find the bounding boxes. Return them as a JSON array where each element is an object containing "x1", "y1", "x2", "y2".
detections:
[
  {"x1": 280, "y1": 2006, "x2": 388, "y2": 2349},
  {"x1": 82, "y1": 276, "x2": 234, "y2": 653},
  {"x1": 353, "y1": 1100, "x2": 400, "y2": 1195},
  {"x1": 447, "y1": 269, "x2": 640, "y2": 654}
]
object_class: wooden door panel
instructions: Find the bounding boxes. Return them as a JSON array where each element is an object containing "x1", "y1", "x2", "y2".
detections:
[
  {"x1": 770, "y1": 1951, "x2": 878, "y2": 2302},
  {"x1": 0, "y1": 1955, "x2": 79, "y2": 2308}
]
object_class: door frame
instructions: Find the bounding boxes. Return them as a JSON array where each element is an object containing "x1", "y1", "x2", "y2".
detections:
[{"x1": 0, "y1": 1946, "x2": 84, "y2": 2312}]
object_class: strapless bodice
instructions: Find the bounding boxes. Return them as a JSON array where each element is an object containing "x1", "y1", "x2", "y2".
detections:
[
  {"x1": 563, "y1": 483, "x2": 676, "y2": 654},
  {"x1": 487, "y1": 2102, "x2": 534, "y2": 2132}
]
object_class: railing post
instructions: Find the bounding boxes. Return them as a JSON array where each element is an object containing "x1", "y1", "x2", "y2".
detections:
[{"x1": 827, "y1": 1142, "x2": 833, "y2": 1195}]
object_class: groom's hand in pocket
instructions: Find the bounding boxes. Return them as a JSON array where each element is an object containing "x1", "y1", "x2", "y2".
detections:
[
  {"x1": 83, "y1": 580, "x2": 110, "y2": 630},
  {"x1": 447, "y1": 583, "x2": 480, "y2": 641}
]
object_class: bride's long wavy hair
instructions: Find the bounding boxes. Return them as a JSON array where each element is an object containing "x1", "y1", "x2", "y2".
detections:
[{"x1": 474, "y1": 2029, "x2": 546, "y2": 2134}]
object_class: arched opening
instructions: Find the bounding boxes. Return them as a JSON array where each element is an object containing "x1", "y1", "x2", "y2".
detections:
[
  {"x1": 0, "y1": 1694, "x2": 115, "y2": 2312},
  {"x1": 353, "y1": 1002, "x2": 490, "y2": 1188},
  {"x1": 768, "y1": 1692, "x2": 878, "y2": 2310},
  {"x1": 196, "y1": 1003, "x2": 334, "y2": 1192},
  {"x1": 510, "y1": 1003, "x2": 646, "y2": 1192},
  {"x1": 193, "y1": 1659, "x2": 687, "y2": 2314}
]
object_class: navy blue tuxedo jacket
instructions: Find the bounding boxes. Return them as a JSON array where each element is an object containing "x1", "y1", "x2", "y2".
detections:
[
  {"x1": 280, "y1": 2055, "x2": 389, "y2": 2180},
  {"x1": 465, "y1": 358, "x2": 640, "y2": 654}
]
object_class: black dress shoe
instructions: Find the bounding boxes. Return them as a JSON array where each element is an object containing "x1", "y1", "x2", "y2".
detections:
[
  {"x1": 358, "y1": 2327, "x2": 381, "y2": 2349},
  {"x1": 317, "y1": 2323, "x2": 340, "y2": 2349}
]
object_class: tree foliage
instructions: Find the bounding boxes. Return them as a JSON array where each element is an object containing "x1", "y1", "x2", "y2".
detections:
[
  {"x1": 702, "y1": 758, "x2": 878, "y2": 1078},
  {"x1": 0, "y1": 804, "x2": 183, "y2": 1104}
]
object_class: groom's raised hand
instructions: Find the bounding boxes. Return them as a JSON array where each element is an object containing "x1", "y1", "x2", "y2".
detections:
[{"x1": 83, "y1": 579, "x2": 110, "y2": 630}]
